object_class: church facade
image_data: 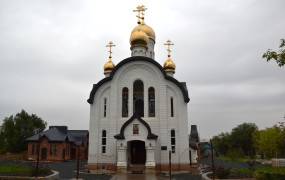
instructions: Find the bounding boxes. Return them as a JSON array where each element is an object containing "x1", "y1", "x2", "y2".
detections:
[{"x1": 87, "y1": 6, "x2": 197, "y2": 173}]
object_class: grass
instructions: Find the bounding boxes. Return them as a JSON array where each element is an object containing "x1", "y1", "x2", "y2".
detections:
[
  {"x1": 0, "y1": 164, "x2": 52, "y2": 177},
  {"x1": 218, "y1": 155, "x2": 255, "y2": 163}
]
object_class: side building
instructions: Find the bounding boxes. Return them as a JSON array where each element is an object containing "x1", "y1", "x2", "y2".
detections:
[{"x1": 26, "y1": 126, "x2": 88, "y2": 161}]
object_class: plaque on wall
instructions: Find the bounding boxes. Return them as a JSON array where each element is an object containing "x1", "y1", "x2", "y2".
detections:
[{"x1": 161, "y1": 146, "x2": 167, "y2": 150}]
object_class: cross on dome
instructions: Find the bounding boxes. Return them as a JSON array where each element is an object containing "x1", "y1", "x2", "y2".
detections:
[
  {"x1": 106, "y1": 41, "x2": 116, "y2": 58},
  {"x1": 133, "y1": 5, "x2": 147, "y2": 24},
  {"x1": 164, "y1": 40, "x2": 174, "y2": 57}
]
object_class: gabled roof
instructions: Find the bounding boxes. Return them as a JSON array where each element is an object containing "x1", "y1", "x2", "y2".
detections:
[
  {"x1": 26, "y1": 126, "x2": 88, "y2": 145},
  {"x1": 88, "y1": 56, "x2": 190, "y2": 104}
]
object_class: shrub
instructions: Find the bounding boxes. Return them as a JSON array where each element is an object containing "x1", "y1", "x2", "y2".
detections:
[
  {"x1": 215, "y1": 166, "x2": 231, "y2": 179},
  {"x1": 254, "y1": 167, "x2": 285, "y2": 180},
  {"x1": 230, "y1": 168, "x2": 253, "y2": 178}
]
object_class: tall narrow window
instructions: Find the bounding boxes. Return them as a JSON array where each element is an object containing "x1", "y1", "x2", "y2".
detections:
[
  {"x1": 148, "y1": 87, "x2": 155, "y2": 117},
  {"x1": 101, "y1": 130, "x2": 107, "y2": 153},
  {"x1": 171, "y1": 129, "x2": 176, "y2": 153},
  {"x1": 133, "y1": 80, "x2": 144, "y2": 117},
  {"x1": 170, "y1": 97, "x2": 174, "y2": 117},
  {"x1": 31, "y1": 144, "x2": 35, "y2": 155},
  {"x1": 122, "y1": 87, "x2": 129, "y2": 117},
  {"x1": 103, "y1": 98, "x2": 107, "y2": 117}
]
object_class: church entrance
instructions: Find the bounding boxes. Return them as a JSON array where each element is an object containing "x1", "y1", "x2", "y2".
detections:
[{"x1": 127, "y1": 140, "x2": 146, "y2": 165}]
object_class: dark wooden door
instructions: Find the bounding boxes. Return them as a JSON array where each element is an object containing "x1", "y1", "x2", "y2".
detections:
[
  {"x1": 130, "y1": 141, "x2": 146, "y2": 164},
  {"x1": 41, "y1": 148, "x2": 47, "y2": 160}
]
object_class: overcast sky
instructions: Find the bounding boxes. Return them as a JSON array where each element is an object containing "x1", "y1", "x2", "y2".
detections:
[{"x1": 0, "y1": 0, "x2": 284, "y2": 139}]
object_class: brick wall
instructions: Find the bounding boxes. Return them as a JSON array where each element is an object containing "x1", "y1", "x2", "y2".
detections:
[{"x1": 27, "y1": 137, "x2": 88, "y2": 161}]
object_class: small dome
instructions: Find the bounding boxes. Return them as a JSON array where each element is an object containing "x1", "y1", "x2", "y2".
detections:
[
  {"x1": 131, "y1": 23, "x2": 156, "y2": 42},
  {"x1": 130, "y1": 30, "x2": 149, "y2": 46},
  {"x1": 104, "y1": 58, "x2": 115, "y2": 74},
  {"x1": 163, "y1": 57, "x2": 176, "y2": 73}
]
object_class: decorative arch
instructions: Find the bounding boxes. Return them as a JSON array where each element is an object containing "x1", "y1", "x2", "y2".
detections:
[{"x1": 114, "y1": 114, "x2": 158, "y2": 140}]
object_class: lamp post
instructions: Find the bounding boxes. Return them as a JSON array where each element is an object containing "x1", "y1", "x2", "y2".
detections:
[
  {"x1": 210, "y1": 139, "x2": 215, "y2": 180},
  {"x1": 76, "y1": 145, "x2": 80, "y2": 179},
  {"x1": 169, "y1": 150, "x2": 172, "y2": 180},
  {"x1": 35, "y1": 132, "x2": 41, "y2": 179}
]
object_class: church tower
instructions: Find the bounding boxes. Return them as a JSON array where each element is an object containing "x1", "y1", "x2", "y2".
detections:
[{"x1": 87, "y1": 5, "x2": 197, "y2": 173}]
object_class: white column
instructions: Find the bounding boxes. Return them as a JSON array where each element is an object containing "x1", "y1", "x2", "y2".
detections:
[
  {"x1": 145, "y1": 146, "x2": 156, "y2": 167},
  {"x1": 117, "y1": 144, "x2": 127, "y2": 167}
]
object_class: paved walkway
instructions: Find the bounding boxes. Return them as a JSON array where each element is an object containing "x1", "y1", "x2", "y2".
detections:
[
  {"x1": 111, "y1": 173, "x2": 202, "y2": 180},
  {"x1": 111, "y1": 174, "x2": 167, "y2": 180}
]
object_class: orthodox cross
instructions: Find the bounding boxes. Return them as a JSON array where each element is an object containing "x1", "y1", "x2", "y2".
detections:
[
  {"x1": 164, "y1": 40, "x2": 174, "y2": 57},
  {"x1": 106, "y1": 41, "x2": 115, "y2": 58},
  {"x1": 133, "y1": 5, "x2": 147, "y2": 24}
]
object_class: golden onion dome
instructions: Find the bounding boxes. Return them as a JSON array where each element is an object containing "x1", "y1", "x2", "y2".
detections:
[
  {"x1": 130, "y1": 30, "x2": 149, "y2": 46},
  {"x1": 104, "y1": 58, "x2": 115, "y2": 74},
  {"x1": 131, "y1": 23, "x2": 156, "y2": 42},
  {"x1": 163, "y1": 57, "x2": 176, "y2": 73}
]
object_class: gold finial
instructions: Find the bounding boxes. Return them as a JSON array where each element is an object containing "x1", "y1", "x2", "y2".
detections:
[
  {"x1": 106, "y1": 41, "x2": 116, "y2": 58},
  {"x1": 133, "y1": 5, "x2": 147, "y2": 24},
  {"x1": 164, "y1": 40, "x2": 174, "y2": 57}
]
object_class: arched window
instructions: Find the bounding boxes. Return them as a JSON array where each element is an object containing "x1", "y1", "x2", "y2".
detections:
[
  {"x1": 103, "y1": 98, "x2": 107, "y2": 117},
  {"x1": 133, "y1": 80, "x2": 144, "y2": 117},
  {"x1": 122, "y1": 87, "x2": 129, "y2": 117},
  {"x1": 171, "y1": 129, "x2": 175, "y2": 153},
  {"x1": 171, "y1": 97, "x2": 174, "y2": 117},
  {"x1": 102, "y1": 130, "x2": 107, "y2": 153},
  {"x1": 148, "y1": 87, "x2": 155, "y2": 117}
]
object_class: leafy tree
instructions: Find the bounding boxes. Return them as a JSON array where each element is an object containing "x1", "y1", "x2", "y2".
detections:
[
  {"x1": 212, "y1": 123, "x2": 258, "y2": 157},
  {"x1": 212, "y1": 132, "x2": 231, "y2": 155},
  {"x1": 230, "y1": 123, "x2": 258, "y2": 157},
  {"x1": 263, "y1": 39, "x2": 285, "y2": 67},
  {"x1": 254, "y1": 126, "x2": 284, "y2": 158},
  {"x1": 0, "y1": 110, "x2": 47, "y2": 153}
]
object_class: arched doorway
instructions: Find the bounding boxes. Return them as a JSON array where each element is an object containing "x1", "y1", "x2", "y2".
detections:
[
  {"x1": 127, "y1": 140, "x2": 146, "y2": 165},
  {"x1": 133, "y1": 80, "x2": 144, "y2": 117}
]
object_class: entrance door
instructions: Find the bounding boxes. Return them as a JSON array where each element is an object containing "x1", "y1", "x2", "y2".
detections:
[
  {"x1": 62, "y1": 149, "x2": 65, "y2": 160},
  {"x1": 41, "y1": 148, "x2": 47, "y2": 160},
  {"x1": 128, "y1": 140, "x2": 146, "y2": 164}
]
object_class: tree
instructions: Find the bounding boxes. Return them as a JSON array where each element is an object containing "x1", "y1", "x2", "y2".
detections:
[
  {"x1": 212, "y1": 132, "x2": 231, "y2": 155},
  {"x1": 211, "y1": 123, "x2": 258, "y2": 157},
  {"x1": 262, "y1": 39, "x2": 285, "y2": 67},
  {"x1": 230, "y1": 123, "x2": 258, "y2": 157},
  {"x1": 254, "y1": 126, "x2": 284, "y2": 158},
  {"x1": 0, "y1": 110, "x2": 47, "y2": 153}
]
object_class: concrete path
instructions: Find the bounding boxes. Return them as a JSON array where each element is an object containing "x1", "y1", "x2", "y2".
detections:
[
  {"x1": 111, "y1": 174, "x2": 168, "y2": 180},
  {"x1": 111, "y1": 173, "x2": 202, "y2": 180}
]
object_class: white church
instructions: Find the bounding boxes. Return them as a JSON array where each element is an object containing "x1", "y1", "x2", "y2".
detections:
[{"x1": 87, "y1": 5, "x2": 197, "y2": 173}]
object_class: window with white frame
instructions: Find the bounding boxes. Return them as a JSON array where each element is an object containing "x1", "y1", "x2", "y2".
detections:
[
  {"x1": 170, "y1": 97, "x2": 174, "y2": 117},
  {"x1": 102, "y1": 130, "x2": 107, "y2": 153},
  {"x1": 103, "y1": 98, "x2": 107, "y2": 117},
  {"x1": 171, "y1": 129, "x2": 175, "y2": 153}
]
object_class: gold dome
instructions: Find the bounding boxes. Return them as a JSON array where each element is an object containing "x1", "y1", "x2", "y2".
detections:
[
  {"x1": 163, "y1": 57, "x2": 176, "y2": 73},
  {"x1": 131, "y1": 23, "x2": 156, "y2": 41},
  {"x1": 130, "y1": 30, "x2": 149, "y2": 46},
  {"x1": 104, "y1": 58, "x2": 115, "y2": 74}
]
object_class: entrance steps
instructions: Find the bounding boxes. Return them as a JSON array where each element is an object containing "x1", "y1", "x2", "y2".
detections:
[{"x1": 128, "y1": 164, "x2": 145, "y2": 174}]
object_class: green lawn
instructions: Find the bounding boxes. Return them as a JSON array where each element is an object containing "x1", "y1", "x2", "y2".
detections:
[
  {"x1": 218, "y1": 155, "x2": 253, "y2": 163},
  {"x1": 0, "y1": 164, "x2": 52, "y2": 177}
]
